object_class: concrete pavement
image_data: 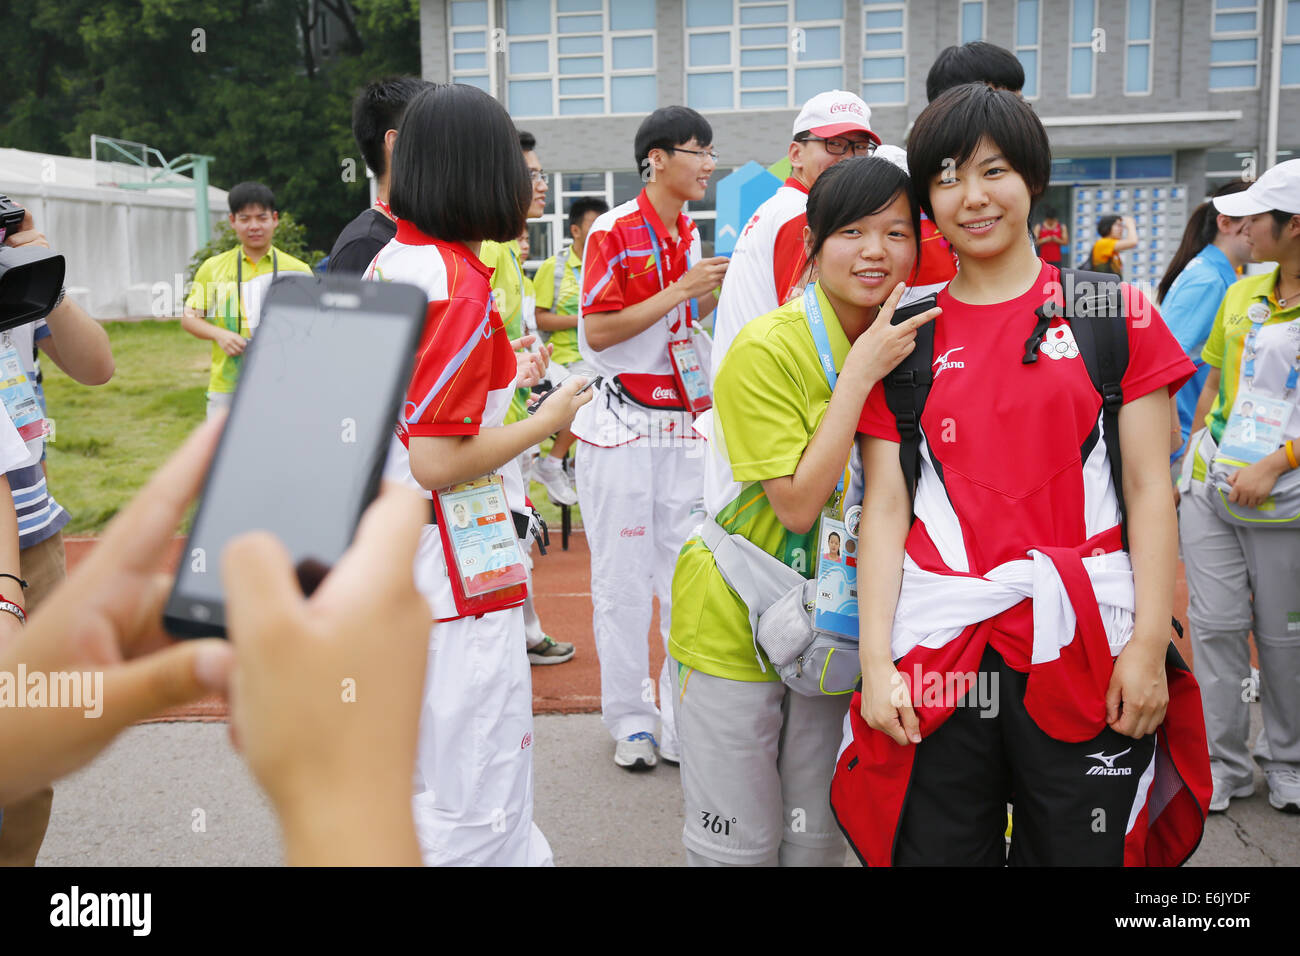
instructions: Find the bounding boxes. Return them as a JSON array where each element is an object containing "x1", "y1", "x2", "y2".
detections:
[{"x1": 36, "y1": 709, "x2": 1296, "y2": 867}]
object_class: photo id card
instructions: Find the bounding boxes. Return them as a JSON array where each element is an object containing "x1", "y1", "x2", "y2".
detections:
[
  {"x1": 1215, "y1": 387, "x2": 1295, "y2": 467},
  {"x1": 813, "y1": 506, "x2": 860, "y2": 640},
  {"x1": 437, "y1": 475, "x2": 528, "y2": 598},
  {"x1": 668, "y1": 338, "x2": 712, "y2": 414}
]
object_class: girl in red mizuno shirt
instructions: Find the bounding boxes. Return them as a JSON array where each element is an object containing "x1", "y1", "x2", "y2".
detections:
[{"x1": 831, "y1": 83, "x2": 1211, "y2": 866}]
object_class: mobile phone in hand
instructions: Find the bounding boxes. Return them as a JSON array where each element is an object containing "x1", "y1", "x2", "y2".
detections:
[
  {"x1": 164, "y1": 274, "x2": 426, "y2": 637},
  {"x1": 527, "y1": 375, "x2": 600, "y2": 414}
]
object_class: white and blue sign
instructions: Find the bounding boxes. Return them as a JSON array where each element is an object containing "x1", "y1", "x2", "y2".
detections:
[{"x1": 713, "y1": 161, "x2": 782, "y2": 256}]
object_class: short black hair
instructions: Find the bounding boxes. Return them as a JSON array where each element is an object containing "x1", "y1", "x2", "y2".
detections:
[
  {"x1": 568, "y1": 197, "x2": 609, "y2": 232},
  {"x1": 634, "y1": 106, "x2": 712, "y2": 171},
  {"x1": 351, "y1": 76, "x2": 435, "y2": 179},
  {"x1": 519, "y1": 130, "x2": 536, "y2": 152},
  {"x1": 389, "y1": 84, "x2": 531, "y2": 243},
  {"x1": 926, "y1": 41, "x2": 1025, "y2": 101},
  {"x1": 1097, "y1": 215, "x2": 1120, "y2": 237},
  {"x1": 805, "y1": 156, "x2": 921, "y2": 274},
  {"x1": 1042, "y1": 206, "x2": 1058, "y2": 219},
  {"x1": 228, "y1": 182, "x2": 276, "y2": 215},
  {"x1": 907, "y1": 83, "x2": 1051, "y2": 221},
  {"x1": 1269, "y1": 209, "x2": 1298, "y2": 236}
]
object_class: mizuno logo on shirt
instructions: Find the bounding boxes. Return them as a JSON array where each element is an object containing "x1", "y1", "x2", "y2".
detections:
[
  {"x1": 1085, "y1": 748, "x2": 1133, "y2": 775},
  {"x1": 932, "y1": 346, "x2": 965, "y2": 378}
]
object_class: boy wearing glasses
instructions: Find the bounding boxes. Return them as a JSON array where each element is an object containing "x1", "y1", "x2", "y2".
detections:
[
  {"x1": 711, "y1": 91, "x2": 879, "y2": 372},
  {"x1": 575, "y1": 106, "x2": 729, "y2": 771}
]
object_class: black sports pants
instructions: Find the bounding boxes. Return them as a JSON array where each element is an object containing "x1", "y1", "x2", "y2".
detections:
[{"x1": 894, "y1": 644, "x2": 1156, "y2": 866}]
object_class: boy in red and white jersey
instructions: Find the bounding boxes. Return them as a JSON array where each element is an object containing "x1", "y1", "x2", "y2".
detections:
[
  {"x1": 574, "y1": 106, "x2": 729, "y2": 770},
  {"x1": 711, "y1": 90, "x2": 880, "y2": 378}
]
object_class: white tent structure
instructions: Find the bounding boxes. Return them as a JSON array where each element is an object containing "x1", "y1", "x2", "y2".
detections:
[{"x1": 0, "y1": 146, "x2": 228, "y2": 318}]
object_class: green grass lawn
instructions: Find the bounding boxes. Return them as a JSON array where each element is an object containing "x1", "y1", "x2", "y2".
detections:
[
  {"x1": 42, "y1": 320, "x2": 579, "y2": 535},
  {"x1": 45, "y1": 321, "x2": 207, "y2": 534}
]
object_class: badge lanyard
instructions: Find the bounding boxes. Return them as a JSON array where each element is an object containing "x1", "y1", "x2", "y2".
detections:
[
  {"x1": 804, "y1": 282, "x2": 860, "y2": 639},
  {"x1": 647, "y1": 233, "x2": 698, "y2": 337},
  {"x1": 507, "y1": 248, "x2": 539, "y2": 341},
  {"x1": 803, "y1": 284, "x2": 849, "y2": 502},
  {"x1": 232, "y1": 249, "x2": 278, "y2": 335},
  {"x1": 373, "y1": 198, "x2": 393, "y2": 220}
]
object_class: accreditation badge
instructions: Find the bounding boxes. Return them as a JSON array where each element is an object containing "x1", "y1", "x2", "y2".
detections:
[
  {"x1": 1214, "y1": 387, "x2": 1294, "y2": 468},
  {"x1": 0, "y1": 335, "x2": 47, "y2": 442},
  {"x1": 813, "y1": 503, "x2": 860, "y2": 640},
  {"x1": 432, "y1": 474, "x2": 528, "y2": 617},
  {"x1": 668, "y1": 338, "x2": 711, "y2": 415}
]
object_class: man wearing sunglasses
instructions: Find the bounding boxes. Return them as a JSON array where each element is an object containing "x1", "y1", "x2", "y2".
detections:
[{"x1": 710, "y1": 90, "x2": 880, "y2": 377}]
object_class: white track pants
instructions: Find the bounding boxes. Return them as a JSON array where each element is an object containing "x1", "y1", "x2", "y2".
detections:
[
  {"x1": 576, "y1": 438, "x2": 704, "y2": 745},
  {"x1": 412, "y1": 607, "x2": 554, "y2": 866}
]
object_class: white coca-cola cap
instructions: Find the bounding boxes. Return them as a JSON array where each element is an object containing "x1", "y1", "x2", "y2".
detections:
[{"x1": 792, "y1": 90, "x2": 880, "y2": 145}]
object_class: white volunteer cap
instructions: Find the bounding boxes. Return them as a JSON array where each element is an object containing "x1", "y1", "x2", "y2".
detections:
[
  {"x1": 1213, "y1": 159, "x2": 1300, "y2": 216},
  {"x1": 792, "y1": 90, "x2": 881, "y2": 145},
  {"x1": 874, "y1": 144, "x2": 908, "y2": 173}
]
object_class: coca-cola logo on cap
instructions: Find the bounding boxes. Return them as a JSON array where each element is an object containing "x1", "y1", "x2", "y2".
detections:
[{"x1": 829, "y1": 101, "x2": 865, "y2": 116}]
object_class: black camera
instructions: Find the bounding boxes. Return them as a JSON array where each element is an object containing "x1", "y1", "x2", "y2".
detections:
[{"x1": 0, "y1": 194, "x2": 66, "y2": 331}]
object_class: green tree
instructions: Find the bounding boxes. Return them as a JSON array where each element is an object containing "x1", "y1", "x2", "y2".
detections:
[{"x1": 0, "y1": 0, "x2": 421, "y2": 251}]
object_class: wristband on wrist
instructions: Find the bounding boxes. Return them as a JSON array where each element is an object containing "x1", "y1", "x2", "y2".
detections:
[
  {"x1": 0, "y1": 573, "x2": 28, "y2": 590},
  {"x1": 1286, "y1": 439, "x2": 1298, "y2": 471},
  {"x1": 0, "y1": 599, "x2": 26, "y2": 625}
]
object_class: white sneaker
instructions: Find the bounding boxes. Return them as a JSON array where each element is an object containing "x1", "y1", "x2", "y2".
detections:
[
  {"x1": 1209, "y1": 776, "x2": 1254, "y2": 813},
  {"x1": 614, "y1": 732, "x2": 658, "y2": 771},
  {"x1": 659, "y1": 738, "x2": 681, "y2": 766},
  {"x1": 1267, "y1": 769, "x2": 1300, "y2": 813},
  {"x1": 535, "y1": 455, "x2": 578, "y2": 506}
]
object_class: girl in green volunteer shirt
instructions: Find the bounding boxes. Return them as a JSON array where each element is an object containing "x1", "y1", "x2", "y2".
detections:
[
  {"x1": 1180, "y1": 159, "x2": 1300, "y2": 815},
  {"x1": 668, "y1": 157, "x2": 939, "y2": 866}
]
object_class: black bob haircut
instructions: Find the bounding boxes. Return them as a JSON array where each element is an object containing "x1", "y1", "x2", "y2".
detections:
[
  {"x1": 926, "y1": 41, "x2": 1025, "y2": 102},
  {"x1": 907, "y1": 83, "x2": 1051, "y2": 221},
  {"x1": 568, "y1": 197, "x2": 609, "y2": 232},
  {"x1": 634, "y1": 106, "x2": 712, "y2": 170},
  {"x1": 228, "y1": 182, "x2": 276, "y2": 215},
  {"x1": 389, "y1": 84, "x2": 531, "y2": 243},
  {"x1": 1097, "y1": 215, "x2": 1120, "y2": 237},
  {"x1": 805, "y1": 156, "x2": 922, "y2": 276},
  {"x1": 351, "y1": 76, "x2": 435, "y2": 179}
]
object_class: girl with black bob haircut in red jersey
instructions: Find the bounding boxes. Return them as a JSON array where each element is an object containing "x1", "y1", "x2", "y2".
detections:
[
  {"x1": 374, "y1": 82, "x2": 593, "y2": 865},
  {"x1": 389, "y1": 83, "x2": 533, "y2": 243},
  {"x1": 831, "y1": 82, "x2": 1212, "y2": 866}
]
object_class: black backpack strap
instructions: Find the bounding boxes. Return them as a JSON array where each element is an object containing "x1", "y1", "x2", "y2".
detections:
[
  {"x1": 1054, "y1": 268, "x2": 1130, "y2": 547},
  {"x1": 882, "y1": 308, "x2": 936, "y2": 502}
]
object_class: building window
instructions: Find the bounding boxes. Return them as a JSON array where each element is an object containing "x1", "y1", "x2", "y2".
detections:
[
  {"x1": 959, "y1": 1, "x2": 984, "y2": 43},
  {"x1": 1014, "y1": 0, "x2": 1040, "y2": 99},
  {"x1": 1205, "y1": 148, "x2": 1257, "y2": 193},
  {"x1": 1209, "y1": 0, "x2": 1260, "y2": 90},
  {"x1": 1068, "y1": 0, "x2": 1096, "y2": 96},
  {"x1": 495, "y1": 0, "x2": 656, "y2": 118},
  {"x1": 1124, "y1": 0, "x2": 1154, "y2": 95},
  {"x1": 448, "y1": 0, "x2": 494, "y2": 93},
  {"x1": 1284, "y1": 0, "x2": 1300, "y2": 87},
  {"x1": 685, "y1": 0, "x2": 845, "y2": 111},
  {"x1": 861, "y1": 0, "x2": 906, "y2": 106}
]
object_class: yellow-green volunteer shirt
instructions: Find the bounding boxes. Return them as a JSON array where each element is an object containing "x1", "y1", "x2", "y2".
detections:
[
  {"x1": 533, "y1": 247, "x2": 583, "y2": 366},
  {"x1": 1197, "y1": 268, "x2": 1300, "y2": 479},
  {"x1": 185, "y1": 245, "x2": 313, "y2": 393},
  {"x1": 670, "y1": 283, "x2": 848, "y2": 682},
  {"x1": 480, "y1": 239, "x2": 531, "y2": 423}
]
